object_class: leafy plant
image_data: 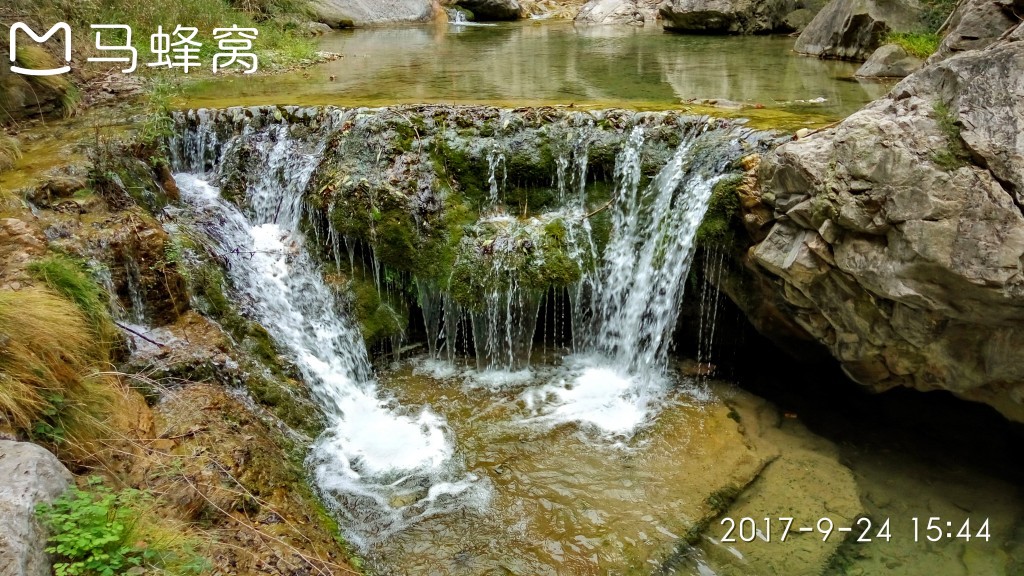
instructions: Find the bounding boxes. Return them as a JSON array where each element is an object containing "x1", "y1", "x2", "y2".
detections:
[{"x1": 36, "y1": 479, "x2": 211, "y2": 576}]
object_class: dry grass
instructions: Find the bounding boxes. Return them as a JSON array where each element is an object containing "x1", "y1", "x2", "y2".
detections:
[
  {"x1": 0, "y1": 135, "x2": 20, "y2": 171},
  {"x1": 0, "y1": 288, "x2": 122, "y2": 459}
]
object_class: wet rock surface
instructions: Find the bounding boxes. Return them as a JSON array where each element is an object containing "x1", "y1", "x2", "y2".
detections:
[{"x1": 0, "y1": 441, "x2": 73, "y2": 576}]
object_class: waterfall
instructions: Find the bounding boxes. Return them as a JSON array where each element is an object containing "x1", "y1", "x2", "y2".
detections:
[
  {"x1": 524, "y1": 123, "x2": 743, "y2": 436},
  {"x1": 171, "y1": 116, "x2": 483, "y2": 549}
]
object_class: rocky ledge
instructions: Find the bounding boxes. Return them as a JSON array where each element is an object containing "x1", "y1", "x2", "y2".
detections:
[{"x1": 732, "y1": 25, "x2": 1024, "y2": 422}]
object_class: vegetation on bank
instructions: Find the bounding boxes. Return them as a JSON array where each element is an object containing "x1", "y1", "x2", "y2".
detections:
[
  {"x1": 0, "y1": 287, "x2": 121, "y2": 459},
  {"x1": 37, "y1": 478, "x2": 210, "y2": 576},
  {"x1": 10, "y1": 0, "x2": 318, "y2": 70},
  {"x1": 885, "y1": 32, "x2": 941, "y2": 59}
]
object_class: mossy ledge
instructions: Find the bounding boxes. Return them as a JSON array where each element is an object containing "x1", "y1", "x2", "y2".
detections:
[{"x1": 173, "y1": 105, "x2": 774, "y2": 350}]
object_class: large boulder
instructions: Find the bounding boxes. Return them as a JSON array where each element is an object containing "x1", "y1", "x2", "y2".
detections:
[
  {"x1": 929, "y1": 0, "x2": 1023, "y2": 63},
  {"x1": 659, "y1": 0, "x2": 799, "y2": 34},
  {"x1": 856, "y1": 43, "x2": 924, "y2": 77},
  {"x1": 0, "y1": 441, "x2": 73, "y2": 576},
  {"x1": 575, "y1": 0, "x2": 661, "y2": 25},
  {"x1": 795, "y1": 0, "x2": 925, "y2": 60},
  {"x1": 311, "y1": 0, "x2": 436, "y2": 27},
  {"x1": 454, "y1": 0, "x2": 522, "y2": 20},
  {"x1": 740, "y1": 33, "x2": 1024, "y2": 422}
]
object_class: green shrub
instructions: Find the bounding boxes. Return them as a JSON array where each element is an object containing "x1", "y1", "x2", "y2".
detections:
[{"x1": 36, "y1": 478, "x2": 210, "y2": 576}]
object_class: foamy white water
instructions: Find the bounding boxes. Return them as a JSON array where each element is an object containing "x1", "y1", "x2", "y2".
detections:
[{"x1": 172, "y1": 121, "x2": 484, "y2": 549}]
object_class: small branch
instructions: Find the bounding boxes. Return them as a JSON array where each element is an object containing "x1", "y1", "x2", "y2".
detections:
[
  {"x1": 115, "y1": 321, "x2": 166, "y2": 348},
  {"x1": 586, "y1": 197, "x2": 616, "y2": 219}
]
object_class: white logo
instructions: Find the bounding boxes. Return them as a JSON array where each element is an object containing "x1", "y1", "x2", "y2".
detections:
[
  {"x1": 87, "y1": 25, "x2": 137, "y2": 74},
  {"x1": 9, "y1": 22, "x2": 72, "y2": 76}
]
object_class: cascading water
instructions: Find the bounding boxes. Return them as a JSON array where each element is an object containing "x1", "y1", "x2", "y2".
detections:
[
  {"x1": 170, "y1": 115, "x2": 484, "y2": 549},
  {"x1": 168, "y1": 107, "x2": 757, "y2": 566},
  {"x1": 524, "y1": 123, "x2": 744, "y2": 436}
]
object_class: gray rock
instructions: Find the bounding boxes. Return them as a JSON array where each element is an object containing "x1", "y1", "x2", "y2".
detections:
[
  {"x1": 0, "y1": 441, "x2": 73, "y2": 576},
  {"x1": 743, "y1": 35, "x2": 1024, "y2": 422},
  {"x1": 312, "y1": 0, "x2": 436, "y2": 27},
  {"x1": 576, "y1": 0, "x2": 660, "y2": 25},
  {"x1": 795, "y1": 0, "x2": 924, "y2": 61},
  {"x1": 929, "y1": 0, "x2": 1021, "y2": 63},
  {"x1": 856, "y1": 43, "x2": 923, "y2": 77},
  {"x1": 455, "y1": 0, "x2": 522, "y2": 20},
  {"x1": 659, "y1": 0, "x2": 799, "y2": 34}
]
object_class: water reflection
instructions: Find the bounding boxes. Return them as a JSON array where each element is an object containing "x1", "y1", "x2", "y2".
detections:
[{"x1": 185, "y1": 21, "x2": 890, "y2": 119}]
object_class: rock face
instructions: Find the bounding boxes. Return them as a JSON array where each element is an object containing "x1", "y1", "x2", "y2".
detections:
[
  {"x1": 741, "y1": 32, "x2": 1024, "y2": 422},
  {"x1": 0, "y1": 441, "x2": 73, "y2": 576},
  {"x1": 455, "y1": 0, "x2": 522, "y2": 20},
  {"x1": 929, "y1": 0, "x2": 1023, "y2": 63},
  {"x1": 311, "y1": 0, "x2": 436, "y2": 27},
  {"x1": 795, "y1": 0, "x2": 924, "y2": 60},
  {"x1": 659, "y1": 0, "x2": 799, "y2": 34},
  {"x1": 575, "y1": 0, "x2": 661, "y2": 25},
  {"x1": 856, "y1": 43, "x2": 923, "y2": 77}
]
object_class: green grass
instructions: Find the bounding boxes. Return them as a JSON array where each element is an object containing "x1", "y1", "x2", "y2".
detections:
[
  {"x1": 886, "y1": 32, "x2": 941, "y2": 59},
  {"x1": 27, "y1": 255, "x2": 119, "y2": 345},
  {"x1": 19, "y1": 0, "x2": 317, "y2": 73}
]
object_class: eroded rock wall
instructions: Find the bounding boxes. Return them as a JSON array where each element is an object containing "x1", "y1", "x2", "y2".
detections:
[{"x1": 735, "y1": 29, "x2": 1024, "y2": 421}]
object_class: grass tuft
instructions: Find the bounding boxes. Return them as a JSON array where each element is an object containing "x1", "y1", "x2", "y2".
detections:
[
  {"x1": 27, "y1": 255, "x2": 119, "y2": 346},
  {"x1": 931, "y1": 102, "x2": 970, "y2": 170},
  {"x1": 0, "y1": 289, "x2": 121, "y2": 456},
  {"x1": 885, "y1": 32, "x2": 941, "y2": 59}
]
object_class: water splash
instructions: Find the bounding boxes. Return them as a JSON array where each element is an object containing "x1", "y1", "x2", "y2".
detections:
[{"x1": 172, "y1": 118, "x2": 484, "y2": 549}]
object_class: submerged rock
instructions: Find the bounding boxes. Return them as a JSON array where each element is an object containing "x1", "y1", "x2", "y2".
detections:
[
  {"x1": 856, "y1": 43, "x2": 923, "y2": 77},
  {"x1": 742, "y1": 33, "x2": 1024, "y2": 421},
  {"x1": 794, "y1": 0, "x2": 924, "y2": 60},
  {"x1": 312, "y1": 0, "x2": 436, "y2": 27},
  {"x1": 659, "y1": 0, "x2": 801, "y2": 35},
  {"x1": 0, "y1": 441, "x2": 73, "y2": 576}
]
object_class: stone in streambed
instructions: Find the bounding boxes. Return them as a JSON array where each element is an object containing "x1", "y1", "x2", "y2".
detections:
[
  {"x1": 795, "y1": 0, "x2": 924, "y2": 61},
  {"x1": 454, "y1": 0, "x2": 523, "y2": 20},
  {"x1": 311, "y1": 0, "x2": 436, "y2": 27},
  {"x1": 659, "y1": 0, "x2": 801, "y2": 35},
  {"x1": 575, "y1": 0, "x2": 660, "y2": 26},
  {"x1": 856, "y1": 44, "x2": 923, "y2": 78}
]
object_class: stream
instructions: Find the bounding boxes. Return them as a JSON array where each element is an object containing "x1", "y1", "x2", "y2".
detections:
[{"x1": 167, "y1": 98, "x2": 1023, "y2": 575}]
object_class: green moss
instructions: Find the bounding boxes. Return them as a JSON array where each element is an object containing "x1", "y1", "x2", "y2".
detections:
[
  {"x1": 350, "y1": 276, "x2": 407, "y2": 346},
  {"x1": 696, "y1": 175, "x2": 744, "y2": 248},
  {"x1": 932, "y1": 102, "x2": 970, "y2": 171}
]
